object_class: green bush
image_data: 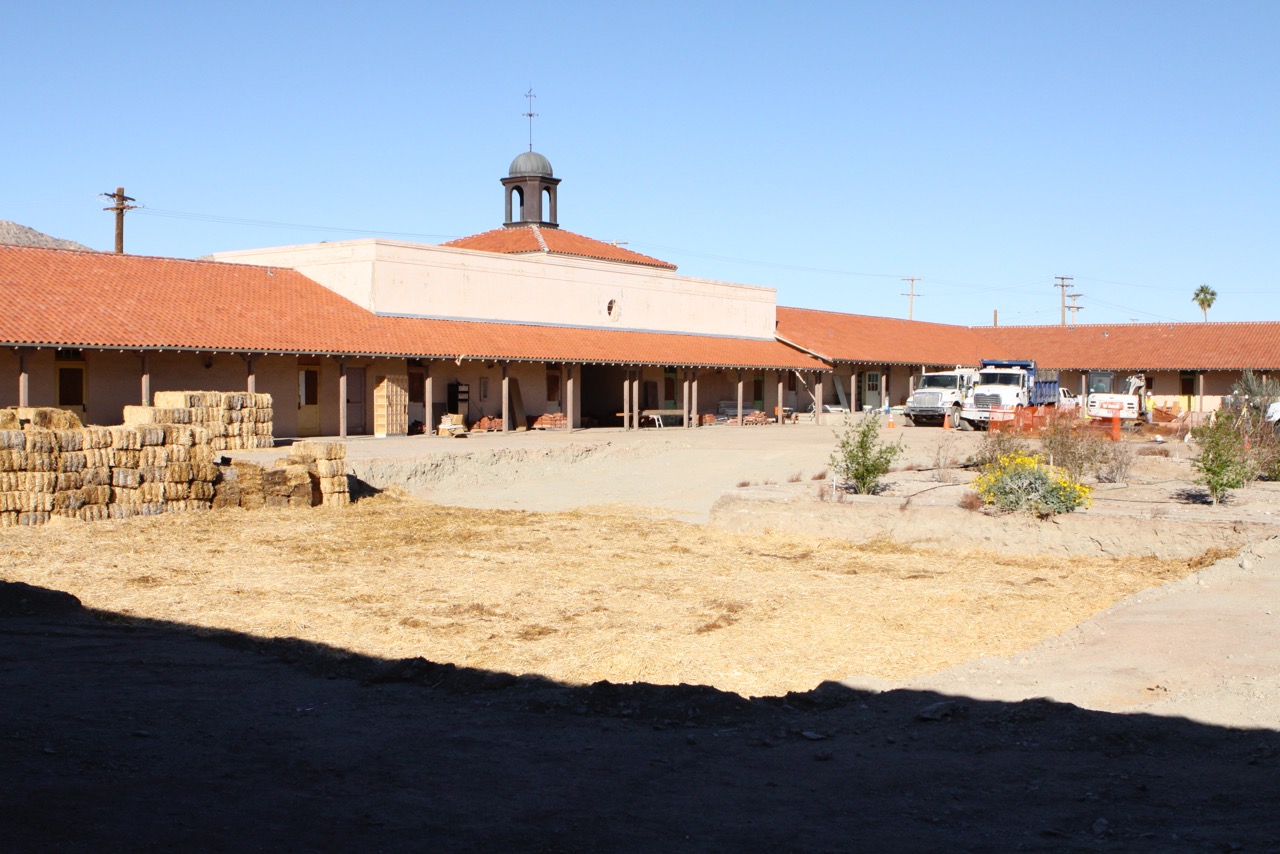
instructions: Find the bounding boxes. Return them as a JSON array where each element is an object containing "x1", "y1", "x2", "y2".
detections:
[
  {"x1": 830, "y1": 414, "x2": 903, "y2": 495},
  {"x1": 1191, "y1": 413, "x2": 1255, "y2": 504},
  {"x1": 971, "y1": 453, "x2": 1092, "y2": 516}
]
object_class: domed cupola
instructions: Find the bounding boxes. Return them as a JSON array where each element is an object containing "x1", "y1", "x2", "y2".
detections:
[{"x1": 502, "y1": 150, "x2": 560, "y2": 229}]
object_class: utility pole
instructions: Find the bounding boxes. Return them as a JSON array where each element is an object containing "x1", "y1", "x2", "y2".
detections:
[
  {"x1": 101, "y1": 187, "x2": 137, "y2": 254},
  {"x1": 1066, "y1": 292, "x2": 1084, "y2": 325},
  {"x1": 1054, "y1": 275, "x2": 1074, "y2": 326},
  {"x1": 900, "y1": 277, "x2": 921, "y2": 321}
]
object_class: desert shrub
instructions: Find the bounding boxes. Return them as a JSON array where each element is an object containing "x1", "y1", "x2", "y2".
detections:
[
  {"x1": 973, "y1": 428, "x2": 1030, "y2": 469},
  {"x1": 1036, "y1": 414, "x2": 1102, "y2": 481},
  {"x1": 1190, "y1": 413, "x2": 1255, "y2": 504},
  {"x1": 957, "y1": 491, "x2": 984, "y2": 512},
  {"x1": 1094, "y1": 439, "x2": 1136, "y2": 483},
  {"x1": 830, "y1": 414, "x2": 903, "y2": 495},
  {"x1": 972, "y1": 453, "x2": 1092, "y2": 516}
]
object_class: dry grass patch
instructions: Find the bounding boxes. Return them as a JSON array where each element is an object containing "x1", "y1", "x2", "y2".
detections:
[{"x1": 0, "y1": 492, "x2": 1206, "y2": 698}]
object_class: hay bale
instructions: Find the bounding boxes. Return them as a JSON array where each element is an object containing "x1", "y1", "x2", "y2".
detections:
[
  {"x1": 111, "y1": 469, "x2": 141, "y2": 489},
  {"x1": 163, "y1": 481, "x2": 191, "y2": 500},
  {"x1": 82, "y1": 485, "x2": 110, "y2": 505},
  {"x1": 293, "y1": 441, "x2": 346, "y2": 461},
  {"x1": 113, "y1": 449, "x2": 141, "y2": 469},
  {"x1": 0, "y1": 410, "x2": 19, "y2": 430},
  {"x1": 21, "y1": 492, "x2": 54, "y2": 512},
  {"x1": 138, "y1": 466, "x2": 166, "y2": 484},
  {"x1": 165, "y1": 462, "x2": 194, "y2": 483},
  {"x1": 57, "y1": 451, "x2": 86, "y2": 473},
  {"x1": 24, "y1": 430, "x2": 57, "y2": 454},
  {"x1": 0, "y1": 450, "x2": 27, "y2": 472},
  {"x1": 22, "y1": 472, "x2": 55, "y2": 493},
  {"x1": 191, "y1": 462, "x2": 218, "y2": 483},
  {"x1": 139, "y1": 482, "x2": 165, "y2": 503},
  {"x1": 19, "y1": 511, "x2": 51, "y2": 526},
  {"x1": 55, "y1": 430, "x2": 83, "y2": 451},
  {"x1": 324, "y1": 491, "x2": 350, "y2": 507},
  {"x1": 26, "y1": 453, "x2": 55, "y2": 473},
  {"x1": 110, "y1": 427, "x2": 141, "y2": 450},
  {"x1": 82, "y1": 427, "x2": 112, "y2": 449},
  {"x1": 140, "y1": 446, "x2": 169, "y2": 467},
  {"x1": 190, "y1": 481, "x2": 215, "y2": 502},
  {"x1": 137, "y1": 425, "x2": 166, "y2": 447},
  {"x1": 55, "y1": 472, "x2": 83, "y2": 492},
  {"x1": 137, "y1": 502, "x2": 164, "y2": 517},
  {"x1": 212, "y1": 480, "x2": 242, "y2": 510},
  {"x1": 77, "y1": 505, "x2": 109, "y2": 522},
  {"x1": 163, "y1": 424, "x2": 194, "y2": 446},
  {"x1": 122, "y1": 406, "x2": 164, "y2": 425},
  {"x1": 314, "y1": 459, "x2": 346, "y2": 478},
  {"x1": 232, "y1": 461, "x2": 264, "y2": 510},
  {"x1": 0, "y1": 493, "x2": 18, "y2": 512},
  {"x1": 108, "y1": 504, "x2": 137, "y2": 520},
  {"x1": 0, "y1": 473, "x2": 18, "y2": 491},
  {"x1": 165, "y1": 444, "x2": 189, "y2": 463},
  {"x1": 52, "y1": 489, "x2": 85, "y2": 512},
  {"x1": 82, "y1": 467, "x2": 109, "y2": 487},
  {"x1": 0, "y1": 511, "x2": 16, "y2": 526},
  {"x1": 0, "y1": 430, "x2": 24, "y2": 450},
  {"x1": 16, "y1": 407, "x2": 82, "y2": 430},
  {"x1": 189, "y1": 444, "x2": 215, "y2": 464}
]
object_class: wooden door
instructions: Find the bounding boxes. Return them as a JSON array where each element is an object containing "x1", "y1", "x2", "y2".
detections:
[
  {"x1": 346, "y1": 367, "x2": 367, "y2": 435},
  {"x1": 298, "y1": 367, "x2": 321, "y2": 436}
]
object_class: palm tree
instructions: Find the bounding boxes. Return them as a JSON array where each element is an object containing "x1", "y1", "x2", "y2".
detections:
[{"x1": 1193, "y1": 284, "x2": 1217, "y2": 321}]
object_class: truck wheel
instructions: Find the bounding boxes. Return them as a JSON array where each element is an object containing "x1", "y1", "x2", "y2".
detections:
[
  {"x1": 902, "y1": 415, "x2": 914, "y2": 427},
  {"x1": 951, "y1": 406, "x2": 963, "y2": 429}
]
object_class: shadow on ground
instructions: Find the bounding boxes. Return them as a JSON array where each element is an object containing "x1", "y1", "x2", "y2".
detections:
[{"x1": 3, "y1": 581, "x2": 1277, "y2": 852}]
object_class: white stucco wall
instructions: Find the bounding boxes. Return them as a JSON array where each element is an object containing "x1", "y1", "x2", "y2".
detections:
[{"x1": 211, "y1": 239, "x2": 778, "y2": 340}]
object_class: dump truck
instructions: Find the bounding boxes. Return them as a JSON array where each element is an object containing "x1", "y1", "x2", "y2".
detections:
[
  {"x1": 903, "y1": 367, "x2": 979, "y2": 427},
  {"x1": 959, "y1": 360, "x2": 1074, "y2": 429},
  {"x1": 1086, "y1": 374, "x2": 1150, "y2": 423}
]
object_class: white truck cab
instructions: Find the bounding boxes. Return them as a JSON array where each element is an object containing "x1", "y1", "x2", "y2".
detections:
[{"x1": 904, "y1": 368, "x2": 979, "y2": 427}]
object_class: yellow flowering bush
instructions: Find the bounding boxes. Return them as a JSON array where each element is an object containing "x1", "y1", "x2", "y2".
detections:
[{"x1": 971, "y1": 452, "x2": 1092, "y2": 516}]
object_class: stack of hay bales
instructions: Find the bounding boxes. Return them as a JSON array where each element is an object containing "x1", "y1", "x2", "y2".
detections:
[
  {"x1": 285, "y1": 441, "x2": 350, "y2": 507},
  {"x1": 0, "y1": 407, "x2": 84, "y2": 527},
  {"x1": 144, "y1": 391, "x2": 274, "y2": 451}
]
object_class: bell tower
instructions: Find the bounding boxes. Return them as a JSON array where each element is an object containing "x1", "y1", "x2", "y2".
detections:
[{"x1": 503, "y1": 151, "x2": 560, "y2": 229}]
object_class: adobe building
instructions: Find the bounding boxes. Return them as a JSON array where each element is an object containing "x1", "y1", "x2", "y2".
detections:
[{"x1": 4, "y1": 149, "x2": 1279, "y2": 435}]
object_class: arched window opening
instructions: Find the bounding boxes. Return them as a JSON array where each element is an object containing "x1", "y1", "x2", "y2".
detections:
[{"x1": 510, "y1": 186, "x2": 524, "y2": 223}]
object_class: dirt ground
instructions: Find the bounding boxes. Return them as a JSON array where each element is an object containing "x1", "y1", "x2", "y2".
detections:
[{"x1": 5, "y1": 421, "x2": 1280, "y2": 850}]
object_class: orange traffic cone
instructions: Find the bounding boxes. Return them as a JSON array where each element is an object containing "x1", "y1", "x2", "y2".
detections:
[
  {"x1": 942, "y1": 412, "x2": 952, "y2": 430},
  {"x1": 886, "y1": 410, "x2": 896, "y2": 428}
]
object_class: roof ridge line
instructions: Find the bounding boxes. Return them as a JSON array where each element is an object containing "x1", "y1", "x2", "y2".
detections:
[{"x1": 530, "y1": 224, "x2": 549, "y2": 252}]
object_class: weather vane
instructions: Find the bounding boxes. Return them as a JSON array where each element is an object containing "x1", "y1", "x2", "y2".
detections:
[{"x1": 523, "y1": 88, "x2": 538, "y2": 151}]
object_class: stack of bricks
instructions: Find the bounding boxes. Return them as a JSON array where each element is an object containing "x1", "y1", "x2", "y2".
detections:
[
  {"x1": 531, "y1": 412, "x2": 568, "y2": 430},
  {"x1": 286, "y1": 441, "x2": 350, "y2": 507},
  {"x1": 743, "y1": 411, "x2": 772, "y2": 425},
  {"x1": 470, "y1": 415, "x2": 503, "y2": 432}
]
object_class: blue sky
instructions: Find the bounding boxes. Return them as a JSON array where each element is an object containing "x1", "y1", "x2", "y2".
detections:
[{"x1": 4, "y1": 1, "x2": 1276, "y2": 327}]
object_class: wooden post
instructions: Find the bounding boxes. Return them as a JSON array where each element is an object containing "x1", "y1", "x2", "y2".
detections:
[
  {"x1": 424, "y1": 362, "x2": 433, "y2": 436},
  {"x1": 1197, "y1": 372, "x2": 1204, "y2": 414},
  {"x1": 632, "y1": 369, "x2": 641, "y2": 429},
  {"x1": 140, "y1": 353, "x2": 151, "y2": 405},
  {"x1": 338, "y1": 362, "x2": 348, "y2": 440},
  {"x1": 691, "y1": 370, "x2": 700, "y2": 428},
  {"x1": 564, "y1": 363, "x2": 575, "y2": 430},
  {"x1": 736, "y1": 371, "x2": 744, "y2": 426},
  {"x1": 682, "y1": 370, "x2": 691, "y2": 428},
  {"x1": 502, "y1": 363, "x2": 510, "y2": 433},
  {"x1": 776, "y1": 372, "x2": 785, "y2": 425},
  {"x1": 18, "y1": 351, "x2": 29, "y2": 407},
  {"x1": 246, "y1": 355, "x2": 256, "y2": 396},
  {"x1": 815, "y1": 372, "x2": 825, "y2": 425},
  {"x1": 622, "y1": 372, "x2": 631, "y2": 431}
]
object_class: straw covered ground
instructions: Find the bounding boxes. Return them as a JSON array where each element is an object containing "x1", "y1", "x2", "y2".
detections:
[{"x1": 0, "y1": 490, "x2": 1208, "y2": 697}]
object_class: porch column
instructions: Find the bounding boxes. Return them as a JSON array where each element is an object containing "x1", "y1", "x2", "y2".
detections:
[
  {"x1": 682, "y1": 370, "x2": 691, "y2": 428},
  {"x1": 1197, "y1": 372, "x2": 1204, "y2": 413},
  {"x1": 564, "y1": 363, "x2": 576, "y2": 430},
  {"x1": 140, "y1": 353, "x2": 151, "y2": 405},
  {"x1": 850, "y1": 371, "x2": 858, "y2": 414},
  {"x1": 18, "y1": 351, "x2": 29, "y2": 407},
  {"x1": 632, "y1": 369, "x2": 641, "y2": 429},
  {"x1": 776, "y1": 372, "x2": 785, "y2": 425},
  {"x1": 815, "y1": 372, "x2": 825, "y2": 425},
  {"x1": 424, "y1": 362, "x2": 434, "y2": 436},
  {"x1": 691, "y1": 370, "x2": 700, "y2": 428},
  {"x1": 338, "y1": 361, "x2": 348, "y2": 440},
  {"x1": 736, "y1": 371, "x2": 744, "y2": 426},
  {"x1": 622, "y1": 372, "x2": 631, "y2": 431},
  {"x1": 246, "y1": 355, "x2": 256, "y2": 396},
  {"x1": 502, "y1": 363, "x2": 510, "y2": 432}
]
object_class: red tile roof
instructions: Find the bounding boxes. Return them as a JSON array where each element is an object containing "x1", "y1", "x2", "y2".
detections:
[
  {"x1": 979, "y1": 323, "x2": 1280, "y2": 371},
  {"x1": 0, "y1": 245, "x2": 822, "y2": 371},
  {"x1": 441, "y1": 225, "x2": 677, "y2": 270},
  {"x1": 776, "y1": 307, "x2": 1001, "y2": 366}
]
